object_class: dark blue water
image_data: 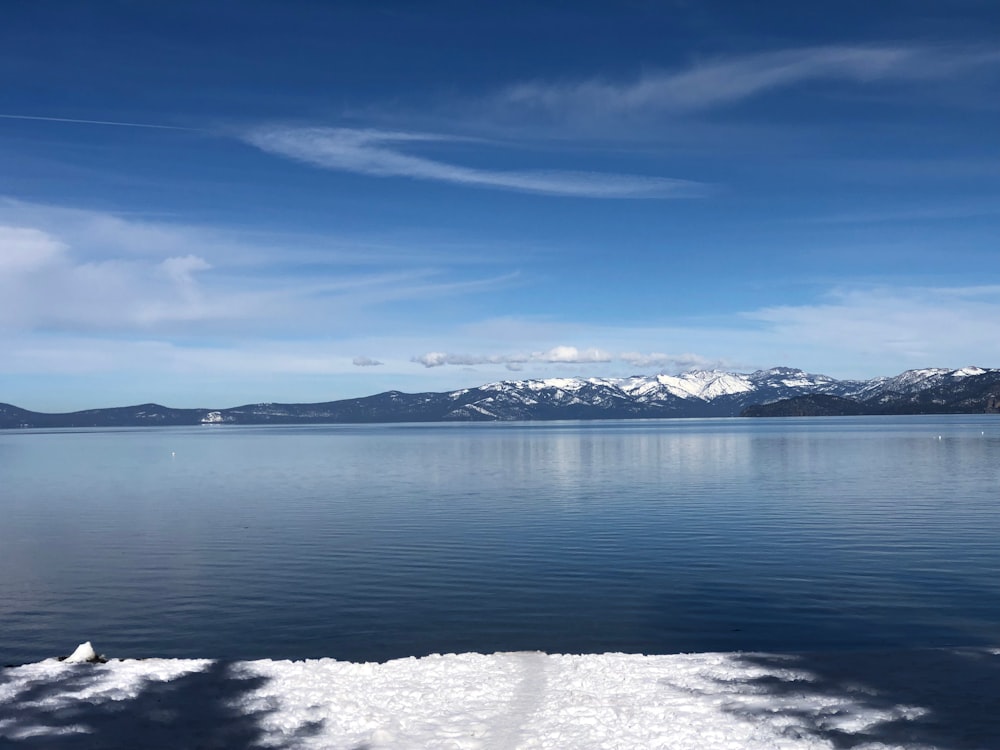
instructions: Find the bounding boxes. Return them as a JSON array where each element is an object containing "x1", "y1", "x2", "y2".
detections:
[{"x1": 2, "y1": 416, "x2": 999, "y2": 665}]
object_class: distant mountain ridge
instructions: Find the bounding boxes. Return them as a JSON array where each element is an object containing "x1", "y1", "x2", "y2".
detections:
[
  {"x1": 741, "y1": 366, "x2": 1000, "y2": 417},
  {"x1": 2, "y1": 366, "x2": 999, "y2": 428}
]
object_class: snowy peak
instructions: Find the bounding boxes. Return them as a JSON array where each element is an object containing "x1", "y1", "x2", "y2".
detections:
[
  {"x1": 846, "y1": 366, "x2": 992, "y2": 402},
  {"x1": 749, "y1": 367, "x2": 841, "y2": 389},
  {"x1": 618, "y1": 370, "x2": 754, "y2": 401},
  {"x1": 485, "y1": 370, "x2": 760, "y2": 404}
]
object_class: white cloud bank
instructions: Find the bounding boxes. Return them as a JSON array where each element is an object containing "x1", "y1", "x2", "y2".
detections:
[
  {"x1": 0, "y1": 200, "x2": 514, "y2": 337},
  {"x1": 0, "y1": 222, "x2": 226, "y2": 330},
  {"x1": 2, "y1": 203, "x2": 999, "y2": 408},
  {"x1": 2, "y1": 281, "x2": 998, "y2": 411},
  {"x1": 243, "y1": 127, "x2": 702, "y2": 198},
  {"x1": 412, "y1": 345, "x2": 613, "y2": 370},
  {"x1": 411, "y1": 347, "x2": 732, "y2": 374}
]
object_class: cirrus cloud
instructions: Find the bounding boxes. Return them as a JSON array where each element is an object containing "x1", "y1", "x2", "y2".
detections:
[
  {"x1": 498, "y1": 45, "x2": 1000, "y2": 118},
  {"x1": 243, "y1": 127, "x2": 703, "y2": 199}
]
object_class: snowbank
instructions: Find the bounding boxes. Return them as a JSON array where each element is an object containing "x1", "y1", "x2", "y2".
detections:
[{"x1": 2, "y1": 647, "x2": 998, "y2": 748}]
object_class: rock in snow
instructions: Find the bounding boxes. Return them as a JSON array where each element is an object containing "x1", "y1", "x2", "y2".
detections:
[{"x1": 63, "y1": 641, "x2": 99, "y2": 663}]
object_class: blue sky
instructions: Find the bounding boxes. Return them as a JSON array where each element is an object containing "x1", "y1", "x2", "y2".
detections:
[{"x1": 2, "y1": 1, "x2": 999, "y2": 410}]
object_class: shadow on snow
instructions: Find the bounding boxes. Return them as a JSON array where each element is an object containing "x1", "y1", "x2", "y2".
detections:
[
  {"x1": 715, "y1": 647, "x2": 1000, "y2": 750},
  {"x1": 0, "y1": 660, "x2": 323, "y2": 749}
]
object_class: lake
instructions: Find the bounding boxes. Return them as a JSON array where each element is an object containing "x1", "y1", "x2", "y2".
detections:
[{"x1": 2, "y1": 415, "x2": 999, "y2": 665}]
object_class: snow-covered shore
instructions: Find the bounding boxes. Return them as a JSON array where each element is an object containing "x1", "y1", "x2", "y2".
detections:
[{"x1": 2, "y1": 647, "x2": 998, "y2": 749}]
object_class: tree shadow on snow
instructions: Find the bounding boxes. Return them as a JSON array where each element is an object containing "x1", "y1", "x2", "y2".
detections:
[
  {"x1": 712, "y1": 647, "x2": 1000, "y2": 750},
  {"x1": 0, "y1": 660, "x2": 324, "y2": 749}
]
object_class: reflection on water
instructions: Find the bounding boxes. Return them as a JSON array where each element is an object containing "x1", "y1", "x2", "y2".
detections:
[{"x1": 1, "y1": 416, "x2": 999, "y2": 665}]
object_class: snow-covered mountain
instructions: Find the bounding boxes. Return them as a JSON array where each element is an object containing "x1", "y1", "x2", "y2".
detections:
[
  {"x1": 842, "y1": 366, "x2": 989, "y2": 403},
  {"x1": 449, "y1": 367, "x2": 852, "y2": 421},
  {"x1": 2, "y1": 366, "x2": 998, "y2": 428},
  {"x1": 744, "y1": 366, "x2": 1000, "y2": 417}
]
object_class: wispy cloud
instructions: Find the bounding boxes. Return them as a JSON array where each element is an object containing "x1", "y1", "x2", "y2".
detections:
[
  {"x1": 619, "y1": 351, "x2": 729, "y2": 371},
  {"x1": 352, "y1": 356, "x2": 383, "y2": 367},
  {"x1": 243, "y1": 126, "x2": 702, "y2": 198},
  {"x1": 412, "y1": 345, "x2": 613, "y2": 369},
  {"x1": 744, "y1": 284, "x2": 1000, "y2": 365},
  {"x1": 498, "y1": 45, "x2": 1000, "y2": 117},
  {"x1": 1, "y1": 336, "x2": 374, "y2": 377},
  {"x1": 799, "y1": 201, "x2": 1000, "y2": 225}
]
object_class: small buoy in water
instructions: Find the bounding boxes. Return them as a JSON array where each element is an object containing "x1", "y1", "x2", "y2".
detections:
[{"x1": 938, "y1": 435, "x2": 942, "y2": 440}]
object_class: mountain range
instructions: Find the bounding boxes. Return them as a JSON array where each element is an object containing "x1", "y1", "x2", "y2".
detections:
[{"x1": 2, "y1": 366, "x2": 999, "y2": 429}]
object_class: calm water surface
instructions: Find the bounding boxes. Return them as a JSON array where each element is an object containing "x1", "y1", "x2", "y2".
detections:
[{"x1": 2, "y1": 415, "x2": 999, "y2": 665}]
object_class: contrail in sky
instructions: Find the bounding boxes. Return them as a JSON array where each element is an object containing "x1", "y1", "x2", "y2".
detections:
[{"x1": 0, "y1": 114, "x2": 199, "y2": 131}]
